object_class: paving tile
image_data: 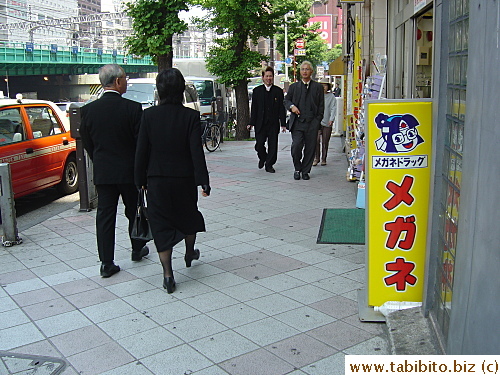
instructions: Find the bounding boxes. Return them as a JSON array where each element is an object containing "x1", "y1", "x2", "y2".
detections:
[
  {"x1": 65, "y1": 287, "x2": 118, "y2": 308},
  {"x1": 0, "y1": 296, "x2": 18, "y2": 312},
  {"x1": 117, "y1": 327, "x2": 183, "y2": 359},
  {"x1": 145, "y1": 300, "x2": 203, "y2": 326},
  {"x1": 2, "y1": 278, "x2": 49, "y2": 295},
  {"x1": 50, "y1": 324, "x2": 113, "y2": 357},
  {"x1": 67, "y1": 341, "x2": 135, "y2": 374},
  {"x1": 308, "y1": 295, "x2": 359, "y2": 319},
  {"x1": 141, "y1": 344, "x2": 214, "y2": 375},
  {"x1": 307, "y1": 320, "x2": 375, "y2": 350},
  {"x1": 230, "y1": 263, "x2": 281, "y2": 281},
  {"x1": 233, "y1": 317, "x2": 301, "y2": 347},
  {"x1": 281, "y1": 284, "x2": 335, "y2": 305},
  {"x1": 219, "y1": 281, "x2": 273, "y2": 302},
  {"x1": 22, "y1": 297, "x2": 76, "y2": 320},
  {"x1": 219, "y1": 348, "x2": 296, "y2": 375},
  {"x1": 265, "y1": 333, "x2": 338, "y2": 368},
  {"x1": 10, "y1": 339, "x2": 64, "y2": 357},
  {"x1": 41, "y1": 270, "x2": 87, "y2": 286},
  {"x1": 313, "y1": 275, "x2": 363, "y2": 295},
  {"x1": 122, "y1": 288, "x2": 177, "y2": 310},
  {"x1": 343, "y1": 335, "x2": 390, "y2": 355},
  {"x1": 209, "y1": 256, "x2": 256, "y2": 271},
  {"x1": 192, "y1": 365, "x2": 230, "y2": 375},
  {"x1": 90, "y1": 270, "x2": 139, "y2": 286},
  {"x1": 285, "y1": 266, "x2": 335, "y2": 283},
  {"x1": 190, "y1": 330, "x2": 259, "y2": 363},
  {"x1": 254, "y1": 274, "x2": 307, "y2": 293},
  {"x1": 168, "y1": 279, "x2": 216, "y2": 299},
  {"x1": 300, "y1": 352, "x2": 344, "y2": 375},
  {"x1": 0, "y1": 308, "x2": 30, "y2": 329},
  {"x1": 249, "y1": 294, "x2": 304, "y2": 316},
  {"x1": 196, "y1": 272, "x2": 248, "y2": 291},
  {"x1": 80, "y1": 298, "x2": 137, "y2": 323},
  {"x1": 341, "y1": 314, "x2": 386, "y2": 336},
  {"x1": 0, "y1": 269, "x2": 36, "y2": 285},
  {"x1": 0, "y1": 322, "x2": 45, "y2": 350},
  {"x1": 51, "y1": 278, "x2": 101, "y2": 296},
  {"x1": 104, "y1": 279, "x2": 156, "y2": 298},
  {"x1": 274, "y1": 306, "x2": 336, "y2": 332},
  {"x1": 35, "y1": 310, "x2": 92, "y2": 337},
  {"x1": 99, "y1": 362, "x2": 154, "y2": 375},
  {"x1": 164, "y1": 315, "x2": 227, "y2": 342},
  {"x1": 180, "y1": 291, "x2": 239, "y2": 314},
  {"x1": 207, "y1": 303, "x2": 268, "y2": 329},
  {"x1": 97, "y1": 311, "x2": 160, "y2": 340},
  {"x1": 217, "y1": 243, "x2": 263, "y2": 256}
]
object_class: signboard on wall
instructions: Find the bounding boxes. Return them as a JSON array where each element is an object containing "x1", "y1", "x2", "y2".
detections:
[
  {"x1": 307, "y1": 15, "x2": 333, "y2": 48},
  {"x1": 366, "y1": 100, "x2": 433, "y2": 306}
]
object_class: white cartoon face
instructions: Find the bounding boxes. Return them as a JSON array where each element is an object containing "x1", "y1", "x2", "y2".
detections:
[{"x1": 391, "y1": 120, "x2": 420, "y2": 152}]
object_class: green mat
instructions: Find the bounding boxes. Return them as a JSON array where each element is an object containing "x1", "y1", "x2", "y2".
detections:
[{"x1": 317, "y1": 208, "x2": 365, "y2": 244}]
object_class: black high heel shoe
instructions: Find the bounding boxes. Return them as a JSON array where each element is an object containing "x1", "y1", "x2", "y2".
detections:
[
  {"x1": 184, "y1": 249, "x2": 200, "y2": 267},
  {"x1": 163, "y1": 277, "x2": 176, "y2": 293}
]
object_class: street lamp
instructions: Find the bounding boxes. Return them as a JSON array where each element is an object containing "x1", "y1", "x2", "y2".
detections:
[{"x1": 284, "y1": 11, "x2": 294, "y2": 82}]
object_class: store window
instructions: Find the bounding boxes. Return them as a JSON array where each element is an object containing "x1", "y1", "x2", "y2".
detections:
[
  {"x1": 432, "y1": 0, "x2": 469, "y2": 342},
  {"x1": 415, "y1": 10, "x2": 433, "y2": 98}
]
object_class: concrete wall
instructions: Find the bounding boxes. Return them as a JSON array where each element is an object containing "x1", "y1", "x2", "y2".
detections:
[{"x1": 446, "y1": 0, "x2": 500, "y2": 354}]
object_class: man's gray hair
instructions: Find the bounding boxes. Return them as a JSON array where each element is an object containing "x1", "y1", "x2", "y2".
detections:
[
  {"x1": 300, "y1": 61, "x2": 314, "y2": 72},
  {"x1": 99, "y1": 64, "x2": 125, "y2": 87}
]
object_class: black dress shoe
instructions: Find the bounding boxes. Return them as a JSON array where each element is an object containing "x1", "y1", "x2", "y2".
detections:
[
  {"x1": 185, "y1": 249, "x2": 200, "y2": 267},
  {"x1": 100, "y1": 263, "x2": 120, "y2": 278},
  {"x1": 258, "y1": 160, "x2": 265, "y2": 169},
  {"x1": 163, "y1": 277, "x2": 176, "y2": 293},
  {"x1": 131, "y1": 245, "x2": 149, "y2": 261},
  {"x1": 294, "y1": 171, "x2": 301, "y2": 180},
  {"x1": 265, "y1": 166, "x2": 275, "y2": 173},
  {"x1": 302, "y1": 173, "x2": 310, "y2": 180}
]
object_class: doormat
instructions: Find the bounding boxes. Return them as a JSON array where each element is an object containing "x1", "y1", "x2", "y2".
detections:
[
  {"x1": 0, "y1": 351, "x2": 67, "y2": 375},
  {"x1": 317, "y1": 208, "x2": 365, "y2": 244}
]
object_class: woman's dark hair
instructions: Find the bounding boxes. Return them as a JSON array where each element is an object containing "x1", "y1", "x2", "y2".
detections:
[{"x1": 156, "y1": 68, "x2": 185, "y2": 105}]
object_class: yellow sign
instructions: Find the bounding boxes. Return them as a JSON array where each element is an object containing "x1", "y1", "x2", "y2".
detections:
[{"x1": 366, "y1": 100, "x2": 432, "y2": 306}]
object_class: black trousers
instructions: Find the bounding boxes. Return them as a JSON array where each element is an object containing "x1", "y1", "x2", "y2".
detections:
[
  {"x1": 291, "y1": 121, "x2": 317, "y2": 173},
  {"x1": 95, "y1": 183, "x2": 147, "y2": 263},
  {"x1": 255, "y1": 123, "x2": 279, "y2": 168}
]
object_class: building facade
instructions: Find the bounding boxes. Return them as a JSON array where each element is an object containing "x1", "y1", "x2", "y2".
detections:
[{"x1": 339, "y1": 0, "x2": 499, "y2": 354}]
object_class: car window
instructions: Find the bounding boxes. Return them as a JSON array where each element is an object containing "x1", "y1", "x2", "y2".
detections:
[
  {"x1": 25, "y1": 106, "x2": 62, "y2": 138},
  {"x1": 0, "y1": 108, "x2": 26, "y2": 145},
  {"x1": 123, "y1": 83, "x2": 156, "y2": 105},
  {"x1": 184, "y1": 84, "x2": 198, "y2": 104}
]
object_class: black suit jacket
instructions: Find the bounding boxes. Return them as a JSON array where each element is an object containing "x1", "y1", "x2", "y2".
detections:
[
  {"x1": 134, "y1": 103, "x2": 209, "y2": 187},
  {"x1": 249, "y1": 84, "x2": 286, "y2": 133},
  {"x1": 80, "y1": 92, "x2": 142, "y2": 185},
  {"x1": 283, "y1": 80, "x2": 324, "y2": 132}
]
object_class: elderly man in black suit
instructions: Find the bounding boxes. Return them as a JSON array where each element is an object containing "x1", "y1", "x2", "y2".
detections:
[
  {"x1": 283, "y1": 61, "x2": 325, "y2": 180},
  {"x1": 80, "y1": 64, "x2": 149, "y2": 278},
  {"x1": 247, "y1": 66, "x2": 287, "y2": 173}
]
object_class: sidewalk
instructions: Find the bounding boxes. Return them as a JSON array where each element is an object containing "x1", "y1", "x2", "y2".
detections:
[{"x1": 0, "y1": 134, "x2": 388, "y2": 375}]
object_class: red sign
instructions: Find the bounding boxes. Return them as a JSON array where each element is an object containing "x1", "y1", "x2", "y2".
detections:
[
  {"x1": 295, "y1": 38, "x2": 305, "y2": 49},
  {"x1": 307, "y1": 15, "x2": 333, "y2": 48}
]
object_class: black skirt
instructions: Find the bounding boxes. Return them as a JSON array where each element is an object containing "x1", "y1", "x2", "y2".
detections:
[{"x1": 147, "y1": 176, "x2": 205, "y2": 252}]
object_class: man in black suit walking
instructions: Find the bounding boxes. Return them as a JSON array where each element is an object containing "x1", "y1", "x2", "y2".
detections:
[
  {"x1": 80, "y1": 64, "x2": 149, "y2": 277},
  {"x1": 284, "y1": 61, "x2": 325, "y2": 180},
  {"x1": 247, "y1": 66, "x2": 287, "y2": 173}
]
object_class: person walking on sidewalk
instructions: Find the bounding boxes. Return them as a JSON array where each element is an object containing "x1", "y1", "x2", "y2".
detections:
[
  {"x1": 247, "y1": 66, "x2": 287, "y2": 173},
  {"x1": 80, "y1": 64, "x2": 149, "y2": 278},
  {"x1": 135, "y1": 68, "x2": 211, "y2": 294},
  {"x1": 284, "y1": 61, "x2": 324, "y2": 180},
  {"x1": 313, "y1": 78, "x2": 337, "y2": 167}
]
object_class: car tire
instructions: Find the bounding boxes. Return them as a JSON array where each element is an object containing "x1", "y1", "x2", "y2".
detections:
[{"x1": 57, "y1": 155, "x2": 79, "y2": 195}]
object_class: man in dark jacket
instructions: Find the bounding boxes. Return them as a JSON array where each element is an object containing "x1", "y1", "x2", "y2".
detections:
[
  {"x1": 80, "y1": 64, "x2": 149, "y2": 278},
  {"x1": 247, "y1": 66, "x2": 287, "y2": 173},
  {"x1": 283, "y1": 61, "x2": 325, "y2": 180}
]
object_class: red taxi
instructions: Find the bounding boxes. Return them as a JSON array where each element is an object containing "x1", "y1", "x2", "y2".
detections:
[{"x1": 0, "y1": 97, "x2": 78, "y2": 198}]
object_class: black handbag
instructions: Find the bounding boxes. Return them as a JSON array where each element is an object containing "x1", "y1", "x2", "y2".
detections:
[{"x1": 131, "y1": 189, "x2": 153, "y2": 241}]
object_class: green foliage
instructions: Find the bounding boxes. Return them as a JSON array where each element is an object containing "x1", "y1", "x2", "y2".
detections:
[
  {"x1": 323, "y1": 44, "x2": 343, "y2": 63},
  {"x1": 125, "y1": 0, "x2": 188, "y2": 66}
]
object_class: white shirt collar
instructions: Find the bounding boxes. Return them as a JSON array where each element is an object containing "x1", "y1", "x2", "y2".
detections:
[{"x1": 264, "y1": 84, "x2": 272, "y2": 91}]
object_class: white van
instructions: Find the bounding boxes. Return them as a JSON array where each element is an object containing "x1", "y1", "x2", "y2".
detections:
[{"x1": 96, "y1": 78, "x2": 200, "y2": 111}]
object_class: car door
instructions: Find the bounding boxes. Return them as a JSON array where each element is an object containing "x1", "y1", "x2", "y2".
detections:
[
  {"x1": 0, "y1": 106, "x2": 38, "y2": 196},
  {"x1": 23, "y1": 104, "x2": 71, "y2": 190}
]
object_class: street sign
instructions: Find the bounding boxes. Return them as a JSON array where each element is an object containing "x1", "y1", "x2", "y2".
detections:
[
  {"x1": 295, "y1": 38, "x2": 305, "y2": 49},
  {"x1": 285, "y1": 57, "x2": 293, "y2": 64},
  {"x1": 294, "y1": 49, "x2": 306, "y2": 56}
]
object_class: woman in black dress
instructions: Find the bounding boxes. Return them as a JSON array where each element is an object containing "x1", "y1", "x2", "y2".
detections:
[{"x1": 135, "y1": 68, "x2": 211, "y2": 293}]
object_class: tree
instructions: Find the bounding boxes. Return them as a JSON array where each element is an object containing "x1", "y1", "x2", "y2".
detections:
[
  {"x1": 125, "y1": 0, "x2": 188, "y2": 71},
  {"x1": 276, "y1": 20, "x2": 328, "y2": 81},
  {"x1": 323, "y1": 44, "x2": 343, "y2": 63},
  {"x1": 193, "y1": 0, "x2": 313, "y2": 140}
]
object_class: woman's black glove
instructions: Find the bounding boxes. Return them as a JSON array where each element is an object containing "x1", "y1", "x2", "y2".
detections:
[{"x1": 202, "y1": 184, "x2": 211, "y2": 196}]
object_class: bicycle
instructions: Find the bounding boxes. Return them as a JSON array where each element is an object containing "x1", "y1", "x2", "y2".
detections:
[{"x1": 201, "y1": 115, "x2": 222, "y2": 152}]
